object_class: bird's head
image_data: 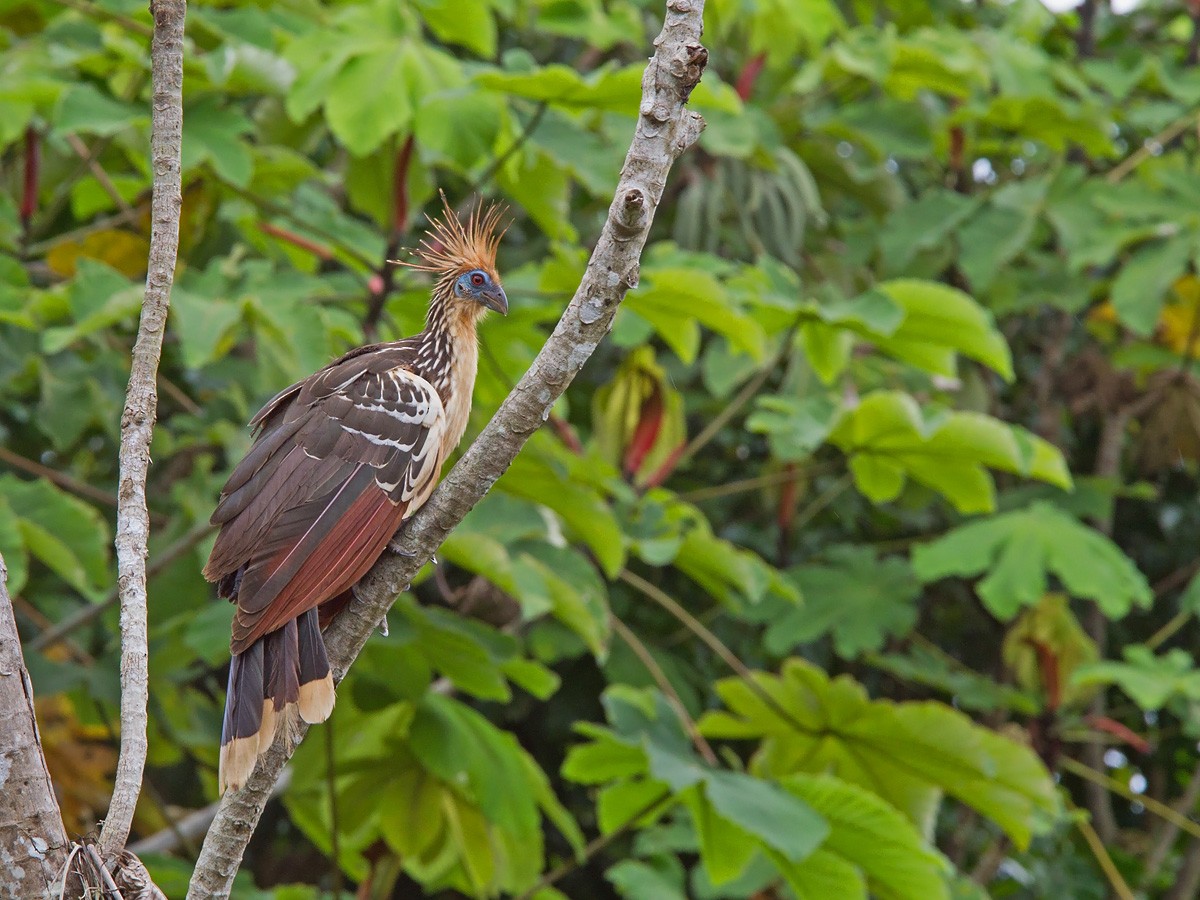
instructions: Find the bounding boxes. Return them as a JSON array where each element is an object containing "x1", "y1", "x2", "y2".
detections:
[
  {"x1": 399, "y1": 192, "x2": 509, "y2": 318},
  {"x1": 452, "y1": 267, "x2": 507, "y2": 315}
]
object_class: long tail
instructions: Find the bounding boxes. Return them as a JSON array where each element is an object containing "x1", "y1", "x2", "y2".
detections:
[{"x1": 219, "y1": 607, "x2": 336, "y2": 792}]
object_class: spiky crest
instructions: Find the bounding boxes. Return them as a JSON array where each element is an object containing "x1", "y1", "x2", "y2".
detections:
[{"x1": 398, "y1": 191, "x2": 507, "y2": 280}]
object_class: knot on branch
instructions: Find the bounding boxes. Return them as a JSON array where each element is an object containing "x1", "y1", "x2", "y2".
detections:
[
  {"x1": 640, "y1": 100, "x2": 672, "y2": 124},
  {"x1": 680, "y1": 43, "x2": 708, "y2": 101},
  {"x1": 612, "y1": 187, "x2": 649, "y2": 238}
]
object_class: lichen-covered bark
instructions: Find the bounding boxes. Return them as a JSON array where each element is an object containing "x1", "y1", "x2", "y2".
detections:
[
  {"x1": 0, "y1": 554, "x2": 70, "y2": 898},
  {"x1": 187, "y1": 1, "x2": 708, "y2": 895},
  {"x1": 99, "y1": 0, "x2": 186, "y2": 862}
]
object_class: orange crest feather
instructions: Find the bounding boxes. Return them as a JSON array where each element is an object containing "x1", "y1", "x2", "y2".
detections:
[{"x1": 400, "y1": 191, "x2": 507, "y2": 277}]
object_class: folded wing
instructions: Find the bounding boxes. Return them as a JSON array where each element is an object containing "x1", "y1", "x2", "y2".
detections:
[{"x1": 204, "y1": 344, "x2": 448, "y2": 654}]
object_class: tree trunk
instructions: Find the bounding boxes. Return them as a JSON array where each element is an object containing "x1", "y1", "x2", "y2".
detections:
[{"x1": 0, "y1": 553, "x2": 70, "y2": 898}]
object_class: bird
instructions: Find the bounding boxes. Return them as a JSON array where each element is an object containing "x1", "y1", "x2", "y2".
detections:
[{"x1": 202, "y1": 195, "x2": 508, "y2": 792}]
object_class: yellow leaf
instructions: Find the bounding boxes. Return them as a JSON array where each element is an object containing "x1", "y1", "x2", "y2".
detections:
[
  {"x1": 46, "y1": 229, "x2": 150, "y2": 279},
  {"x1": 36, "y1": 695, "x2": 117, "y2": 835}
]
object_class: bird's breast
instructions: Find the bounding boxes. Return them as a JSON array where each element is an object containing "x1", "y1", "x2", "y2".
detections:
[{"x1": 442, "y1": 341, "x2": 478, "y2": 452}]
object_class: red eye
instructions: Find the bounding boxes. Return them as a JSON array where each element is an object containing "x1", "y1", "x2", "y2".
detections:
[{"x1": 470, "y1": 273, "x2": 485, "y2": 286}]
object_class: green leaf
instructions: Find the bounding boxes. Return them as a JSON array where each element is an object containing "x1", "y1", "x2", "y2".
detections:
[
  {"x1": 683, "y1": 788, "x2": 762, "y2": 885},
  {"x1": 183, "y1": 96, "x2": 254, "y2": 186},
  {"x1": 774, "y1": 848, "x2": 868, "y2": 900},
  {"x1": 769, "y1": 547, "x2": 920, "y2": 657},
  {"x1": 498, "y1": 451, "x2": 625, "y2": 578},
  {"x1": 782, "y1": 774, "x2": 951, "y2": 900},
  {"x1": 957, "y1": 203, "x2": 1038, "y2": 292},
  {"x1": 476, "y1": 61, "x2": 642, "y2": 112},
  {"x1": 408, "y1": 693, "x2": 541, "y2": 843},
  {"x1": 414, "y1": 88, "x2": 504, "y2": 173},
  {"x1": 414, "y1": 0, "x2": 497, "y2": 57},
  {"x1": 324, "y1": 49, "x2": 414, "y2": 156},
  {"x1": 1, "y1": 474, "x2": 109, "y2": 597},
  {"x1": 704, "y1": 770, "x2": 828, "y2": 862},
  {"x1": 672, "y1": 511, "x2": 800, "y2": 609},
  {"x1": 868, "y1": 646, "x2": 1040, "y2": 716},
  {"x1": 54, "y1": 84, "x2": 146, "y2": 137},
  {"x1": 170, "y1": 289, "x2": 244, "y2": 369},
  {"x1": 911, "y1": 502, "x2": 1152, "y2": 619},
  {"x1": 625, "y1": 268, "x2": 766, "y2": 364},
  {"x1": 562, "y1": 732, "x2": 647, "y2": 785},
  {"x1": 1073, "y1": 646, "x2": 1200, "y2": 711},
  {"x1": 608, "y1": 857, "x2": 687, "y2": 900},
  {"x1": 879, "y1": 189, "x2": 979, "y2": 271},
  {"x1": 400, "y1": 603, "x2": 513, "y2": 701},
  {"x1": 829, "y1": 392, "x2": 1071, "y2": 513},
  {"x1": 871, "y1": 280, "x2": 1013, "y2": 380},
  {"x1": 0, "y1": 494, "x2": 29, "y2": 595},
  {"x1": 699, "y1": 659, "x2": 1061, "y2": 848},
  {"x1": 747, "y1": 394, "x2": 840, "y2": 462},
  {"x1": 1111, "y1": 234, "x2": 1194, "y2": 337}
]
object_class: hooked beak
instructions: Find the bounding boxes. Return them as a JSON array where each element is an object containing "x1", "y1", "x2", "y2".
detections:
[{"x1": 481, "y1": 285, "x2": 508, "y2": 315}]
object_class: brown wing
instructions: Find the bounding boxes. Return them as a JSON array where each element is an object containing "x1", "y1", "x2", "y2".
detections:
[{"x1": 204, "y1": 343, "x2": 449, "y2": 654}]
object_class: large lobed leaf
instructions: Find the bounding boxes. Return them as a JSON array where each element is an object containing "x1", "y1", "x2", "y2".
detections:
[
  {"x1": 912, "y1": 502, "x2": 1152, "y2": 620},
  {"x1": 698, "y1": 659, "x2": 1061, "y2": 849}
]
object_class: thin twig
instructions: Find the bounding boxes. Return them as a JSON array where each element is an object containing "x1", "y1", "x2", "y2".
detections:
[
  {"x1": 363, "y1": 135, "x2": 416, "y2": 340},
  {"x1": 0, "y1": 445, "x2": 119, "y2": 509},
  {"x1": 1107, "y1": 110, "x2": 1200, "y2": 184},
  {"x1": 1070, "y1": 800, "x2": 1137, "y2": 900},
  {"x1": 10, "y1": 596, "x2": 93, "y2": 666},
  {"x1": 670, "y1": 317, "x2": 800, "y2": 473},
  {"x1": 31, "y1": 521, "x2": 214, "y2": 653},
  {"x1": 1145, "y1": 609, "x2": 1192, "y2": 651},
  {"x1": 678, "y1": 465, "x2": 834, "y2": 503},
  {"x1": 468, "y1": 102, "x2": 548, "y2": 195},
  {"x1": 514, "y1": 788, "x2": 674, "y2": 900},
  {"x1": 1060, "y1": 756, "x2": 1200, "y2": 842},
  {"x1": 1144, "y1": 760, "x2": 1200, "y2": 885},
  {"x1": 129, "y1": 769, "x2": 293, "y2": 857},
  {"x1": 25, "y1": 205, "x2": 142, "y2": 257},
  {"x1": 787, "y1": 472, "x2": 851, "y2": 535},
  {"x1": 66, "y1": 133, "x2": 134, "y2": 215},
  {"x1": 55, "y1": 0, "x2": 154, "y2": 37},
  {"x1": 618, "y1": 569, "x2": 818, "y2": 739},
  {"x1": 97, "y1": 0, "x2": 185, "y2": 862},
  {"x1": 619, "y1": 569, "x2": 749, "y2": 679},
  {"x1": 612, "y1": 615, "x2": 718, "y2": 764},
  {"x1": 219, "y1": 180, "x2": 377, "y2": 273},
  {"x1": 187, "y1": 5, "x2": 708, "y2": 894}
]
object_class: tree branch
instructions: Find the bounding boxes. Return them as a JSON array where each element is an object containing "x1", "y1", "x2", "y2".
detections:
[
  {"x1": 187, "y1": 2, "x2": 707, "y2": 894},
  {"x1": 97, "y1": 0, "x2": 186, "y2": 862},
  {"x1": 0, "y1": 553, "x2": 71, "y2": 897}
]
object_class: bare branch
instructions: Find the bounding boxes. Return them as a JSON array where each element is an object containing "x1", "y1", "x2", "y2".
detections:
[
  {"x1": 0, "y1": 553, "x2": 71, "y2": 897},
  {"x1": 186, "y1": 2, "x2": 707, "y2": 894},
  {"x1": 97, "y1": 0, "x2": 186, "y2": 861}
]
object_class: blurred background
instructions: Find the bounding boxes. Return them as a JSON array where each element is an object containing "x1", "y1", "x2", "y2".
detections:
[{"x1": 3, "y1": 0, "x2": 1200, "y2": 897}]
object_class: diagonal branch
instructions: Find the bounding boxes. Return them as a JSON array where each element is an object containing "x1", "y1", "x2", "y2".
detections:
[
  {"x1": 97, "y1": 0, "x2": 186, "y2": 862},
  {"x1": 186, "y1": 2, "x2": 707, "y2": 894}
]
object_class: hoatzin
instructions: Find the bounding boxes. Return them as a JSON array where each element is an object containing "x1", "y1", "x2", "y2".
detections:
[{"x1": 203, "y1": 197, "x2": 508, "y2": 792}]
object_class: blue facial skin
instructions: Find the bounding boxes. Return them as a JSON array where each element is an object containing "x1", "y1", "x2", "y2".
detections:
[{"x1": 456, "y1": 269, "x2": 508, "y2": 315}]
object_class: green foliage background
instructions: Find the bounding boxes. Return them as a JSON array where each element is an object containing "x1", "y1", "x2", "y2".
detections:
[{"x1": 3, "y1": 0, "x2": 1200, "y2": 896}]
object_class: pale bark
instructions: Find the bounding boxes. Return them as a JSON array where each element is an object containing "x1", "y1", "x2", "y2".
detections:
[
  {"x1": 0, "y1": 553, "x2": 70, "y2": 899},
  {"x1": 98, "y1": 0, "x2": 186, "y2": 862},
  {"x1": 186, "y1": 1, "x2": 709, "y2": 895}
]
